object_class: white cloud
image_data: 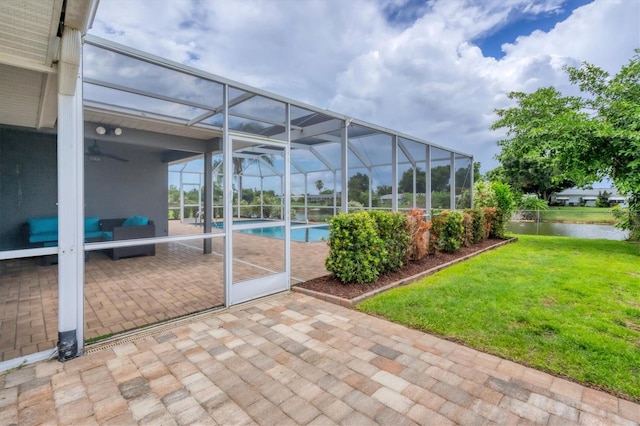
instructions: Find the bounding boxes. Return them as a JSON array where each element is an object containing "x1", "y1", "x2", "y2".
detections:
[
  {"x1": 329, "y1": 0, "x2": 639, "y2": 171},
  {"x1": 90, "y1": 0, "x2": 640, "y2": 174}
]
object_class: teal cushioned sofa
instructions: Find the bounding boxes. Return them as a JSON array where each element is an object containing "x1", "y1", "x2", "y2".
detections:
[
  {"x1": 24, "y1": 216, "x2": 103, "y2": 265},
  {"x1": 24, "y1": 216, "x2": 155, "y2": 264}
]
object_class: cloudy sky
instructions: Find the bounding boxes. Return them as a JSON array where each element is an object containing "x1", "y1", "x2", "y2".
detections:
[{"x1": 89, "y1": 0, "x2": 640, "y2": 174}]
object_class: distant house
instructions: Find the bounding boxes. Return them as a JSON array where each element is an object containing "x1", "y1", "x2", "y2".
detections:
[
  {"x1": 306, "y1": 193, "x2": 340, "y2": 203},
  {"x1": 551, "y1": 188, "x2": 627, "y2": 207}
]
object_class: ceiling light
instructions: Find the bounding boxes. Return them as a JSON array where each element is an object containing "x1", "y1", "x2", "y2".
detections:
[{"x1": 95, "y1": 125, "x2": 123, "y2": 136}]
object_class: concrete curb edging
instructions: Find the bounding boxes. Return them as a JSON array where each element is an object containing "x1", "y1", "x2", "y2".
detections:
[{"x1": 292, "y1": 237, "x2": 518, "y2": 307}]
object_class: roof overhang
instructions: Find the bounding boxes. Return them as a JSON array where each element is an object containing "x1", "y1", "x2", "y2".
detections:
[{"x1": 0, "y1": 0, "x2": 99, "y2": 129}]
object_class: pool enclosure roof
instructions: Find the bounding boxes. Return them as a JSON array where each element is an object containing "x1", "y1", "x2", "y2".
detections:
[{"x1": 81, "y1": 34, "x2": 472, "y2": 179}]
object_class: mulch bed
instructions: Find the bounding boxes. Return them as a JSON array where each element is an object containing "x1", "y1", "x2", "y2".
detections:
[{"x1": 294, "y1": 238, "x2": 508, "y2": 300}]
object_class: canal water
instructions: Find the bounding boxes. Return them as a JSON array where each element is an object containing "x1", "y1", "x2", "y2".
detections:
[{"x1": 507, "y1": 221, "x2": 629, "y2": 240}]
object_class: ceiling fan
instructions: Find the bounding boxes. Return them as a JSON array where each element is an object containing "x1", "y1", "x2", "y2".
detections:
[{"x1": 85, "y1": 140, "x2": 129, "y2": 163}]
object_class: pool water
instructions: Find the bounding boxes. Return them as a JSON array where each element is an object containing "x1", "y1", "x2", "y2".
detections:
[
  {"x1": 209, "y1": 220, "x2": 329, "y2": 242},
  {"x1": 238, "y1": 225, "x2": 329, "y2": 242}
]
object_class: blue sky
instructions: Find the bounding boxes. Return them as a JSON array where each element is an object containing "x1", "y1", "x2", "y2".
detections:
[
  {"x1": 475, "y1": 0, "x2": 595, "y2": 58},
  {"x1": 90, "y1": 0, "x2": 639, "y2": 183}
]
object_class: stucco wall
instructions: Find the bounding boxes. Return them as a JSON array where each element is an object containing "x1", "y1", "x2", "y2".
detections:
[
  {"x1": 84, "y1": 141, "x2": 169, "y2": 236},
  {"x1": 0, "y1": 128, "x2": 58, "y2": 250},
  {"x1": 0, "y1": 127, "x2": 169, "y2": 251}
]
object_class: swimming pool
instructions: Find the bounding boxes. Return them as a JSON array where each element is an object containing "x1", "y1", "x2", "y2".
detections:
[
  {"x1": 210, "y1": 220, "x2": 329, "y2": 242},
  {"x1": 238, "y1": 225, "x2": 329, "y2": 242}
]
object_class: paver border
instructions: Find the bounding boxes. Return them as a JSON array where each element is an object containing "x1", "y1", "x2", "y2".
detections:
[{"x1": 292, "y1": 237, "x2": 518, "y2": 307}]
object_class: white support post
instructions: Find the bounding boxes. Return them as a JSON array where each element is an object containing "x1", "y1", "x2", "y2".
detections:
[
  {"x1": 413, "y1": 167, "x2": 417, "y2": 209},
  {"x1": 392, "y1": 136, "x2": 398, "y2": 212},
  {"x1": 203, "y1": 151, "x2": 212, "y2": 253},
  {"x1": 368, "y1": 168, "x2": 373, "y2": 209},
  {"x1": 304, "y1": 174, "x2": 308, "y2": 220},
  {"x1": 426, "y1": 146, "x2": 432, "y2": 216},
  {"x1": 450, "y1": 152, "x2": 456, "y2": 209},
  {"x1": 333, "y1": 171, "x2": 337, "y2": 216},
  {"x1": 284, "y1": 104, "x2": 291, "y2": 287},
  {"x1": 223, "y1": 85, "x2": 232, "y2": 307},
  {"x1": 341, "y1": 122, "x2": 349, "y2": 212},
  {"x1": 57, "y1": 27, "x2": 84, "y2": 361},
  {"x1": 179, "y1": 172, "x2": 184, "y2": 222},
  {"x1": 470, "y1": 156, "x2": 475, "y2": 208},
  {"x1": 260, "y1": 177, "x2": 264, "y2": 219}
]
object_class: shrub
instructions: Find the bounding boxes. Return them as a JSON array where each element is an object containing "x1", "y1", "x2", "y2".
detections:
[
  {"x1": 466, "y1": 207, "x2": 485, "y2": 244},
  {"x1": 519, "y1": 195, "x2": 548, "y2": 211},
  {"x1": 406, "y1": 209, "x2": 431, "y2": 260},
  {"x1": 325, "y1": 212, "x2": 384, "y2": 284},
  {"x1": 428, "y1": 214, "x2": 438, "y2": 254},
  {"x1": 518, "y1": 195, "x2": 548, "y2": 221},
  {"x1": 368, "y1": 210, "x2": 410, "y2": 273},
  {"x1": 348, "y1": 200, "x2": 364, "y2": 210},
  {"x1": 474, "y1": 181, "x2": 515, "y2": 238},
  {"x1": 482, "y1": 207, "x2": 497, "y2": 239},
  {"x1": 461, "y1": 211, "x2": 474, "y2": 247},
  {"x1": 473, "y1": 181, "x2": 497, "y2": 208},
  {"x1": 431, "y1": 210, "x2": 464, "y2": 253},
  {"x1": 491, "y1": 182, "x2": 516, "y2": 238}
]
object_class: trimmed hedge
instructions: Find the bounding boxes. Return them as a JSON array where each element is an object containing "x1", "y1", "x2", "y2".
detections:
[
  {"x1": 466, "y1": 207, "x2": 485, "y2": 244},
  {"x1": 431, "y1": 210, "x2": 464, "y2": 253},
  {"x1": 325, "y1": 212, "x2": 384, "y2": 284},
  {"x1": 325, "y1": 210, "x2": 411, "y2": 284},
  {"x1": 325, "y1": 206, "x2": 499, "y2": 284},
  {"x1": 367, "y1": 210, "x2": 410, "y2": 274}
]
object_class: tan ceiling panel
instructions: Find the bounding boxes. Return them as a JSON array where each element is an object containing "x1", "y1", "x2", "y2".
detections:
[
  {"x1": 0, "y1": 63, "x2": 44, "y2": 127},
  {"x1": 0, "y1": 0, "x2": 62, "y2": 65}
]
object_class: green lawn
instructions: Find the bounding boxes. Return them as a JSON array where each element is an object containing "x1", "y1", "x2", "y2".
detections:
[
  {"x1": 357, "y1": 235, "x2": 640, "y2": 401},
  {"x1": 540, "y1": 207, "x2": 616, "y2": 224}
]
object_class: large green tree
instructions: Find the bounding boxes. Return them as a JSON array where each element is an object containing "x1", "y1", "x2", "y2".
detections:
[
  {"x1": 399, "y1": 167, "x2": 426, "y2": 193},
  {"x1": 491, "y1": 87, "x2": 578, "y2": 201},
  {"x1": 473, "y1": 161, "x2": 482, "y2": 183},
  {"x1": 431, "y1": 165, "x2": 450, "y2": 192},
  {"x1": 348, "y1": 172, "x2": 370, "y2": 205},
  {"x1": 492, "y1": 51, "x2": 640, "y2": 239}
]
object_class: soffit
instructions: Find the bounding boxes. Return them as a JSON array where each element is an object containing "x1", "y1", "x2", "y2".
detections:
[
  {"x1": 0, "y1": 0, "x2": 97, "y2": 129},
  {"x1": 0, "y1": 0, "x2": 62, "y2": 129}
]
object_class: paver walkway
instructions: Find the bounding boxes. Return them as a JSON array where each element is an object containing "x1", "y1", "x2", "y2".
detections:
[{"x1": 2, "y1": 292, "x2": 638, "y2": 425}]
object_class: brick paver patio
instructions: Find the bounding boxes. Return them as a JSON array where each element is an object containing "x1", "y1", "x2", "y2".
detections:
[
  {"x1": 0, "y1": 221, "x2": 329, "y2": 361},
  {"x1": 2, "y1": 292, "x2": 638, "y2": 425}
]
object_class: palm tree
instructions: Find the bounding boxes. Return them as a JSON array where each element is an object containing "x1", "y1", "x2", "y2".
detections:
[{"x1": 315, "y1": 179, "x2": 324, "y2": 194}]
